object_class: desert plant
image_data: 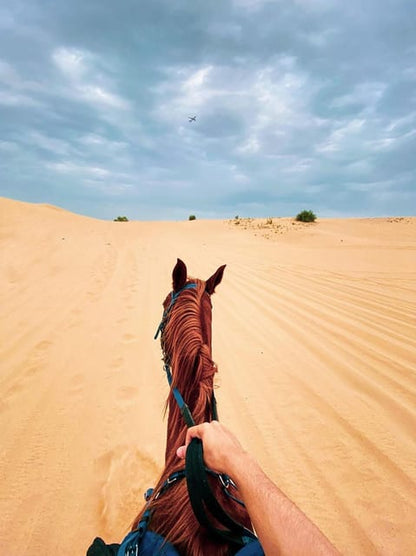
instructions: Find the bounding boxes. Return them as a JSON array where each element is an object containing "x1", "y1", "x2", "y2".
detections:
[
  {"x1": 295, "y1": 210, "x2": 317, "y2": 223},
  {"x1": 113, "y1": 216, "x2": 129, "y2": 222},
  {"x1": 188, "y1": 214, "x2": 196, "y2": 221}
]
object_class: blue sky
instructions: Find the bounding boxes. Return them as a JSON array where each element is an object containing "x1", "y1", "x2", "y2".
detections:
[{"x1": 1, "y1": 0, "x2": 415, "y2": 220}]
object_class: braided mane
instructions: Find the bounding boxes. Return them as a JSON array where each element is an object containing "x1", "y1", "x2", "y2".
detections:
[{"x1": 132, "y1": 263, "x2": 252, "y2": 556}]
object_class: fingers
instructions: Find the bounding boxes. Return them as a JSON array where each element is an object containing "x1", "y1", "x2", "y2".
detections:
[
  {"x1": 176, "y1": 421, "x2": 215, "y2": 461},
  {"x1": 184, "y1": 421, "x2": 210, "y2": 447},
  {"x1": 176, "y1": 424, "x2": 204, "y2": 460},
  {"x1": 176, "y1": 422, "x2": 244, "y2": 477}
]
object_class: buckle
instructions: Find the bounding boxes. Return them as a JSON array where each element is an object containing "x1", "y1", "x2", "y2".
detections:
[{"x1": 219, "y1": 474, "x2": 230, "y2": 489}]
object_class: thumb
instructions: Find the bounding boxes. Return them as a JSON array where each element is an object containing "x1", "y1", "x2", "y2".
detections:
[{"x1": 176, "y1": 445, "x2": 186, "y2": 459}]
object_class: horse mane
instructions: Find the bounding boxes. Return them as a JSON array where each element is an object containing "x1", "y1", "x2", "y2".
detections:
[
  {"x1": 162, "y1": 279, "x2": 216, "y2": 456},
  {"x1": 132, "y1": 278, "x2": 252, "y2": 556}
]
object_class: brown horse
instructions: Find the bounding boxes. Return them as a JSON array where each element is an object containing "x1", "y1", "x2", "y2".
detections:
[{"x1": 131, "y1": 259, "x2": 253, "y2": 556}]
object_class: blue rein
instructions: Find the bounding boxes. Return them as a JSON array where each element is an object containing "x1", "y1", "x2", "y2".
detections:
[{"x1": 164, "y1": 361, "x2": 195, "y2": 428}]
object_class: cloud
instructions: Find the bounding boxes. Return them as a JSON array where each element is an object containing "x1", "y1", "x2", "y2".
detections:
[
  {"x1": 154, "y1": 53, "x2": 321, "y2": 158},
  {"x1": 51, "y1": 47, "x2": 130, "y2": 110},
  {"x1": 331, "y1": 82, "x2": 387, "y2": 115},
  {"x1": 0, "y1": 59, "x2": 44, "y2": 107},
  {"x1": 0, "y1": 90, "x2": 40, "y2": 107},
  {"x1": 316, "y1": 119, "x2": 367, "y2": 154},
  {"x1": 52, "y1": 47, "x2": 87, "y2": 80},
  {"x1": 0, "y1": 59, "x2": 20, "y2": 85},
  {"x1": 78, "y1": 133, "x2": 129, "y2": 152},
  {"x1": 47, "y1": 161, "x2": 110, "y2": 177},
  {"x1": 27, "y1": 131, "x2": 72, "y2": 155}
]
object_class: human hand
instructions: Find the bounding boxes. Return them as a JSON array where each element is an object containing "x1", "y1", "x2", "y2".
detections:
[{"x1": 176, "y1": 421, "x2": 247, "y2": 477}]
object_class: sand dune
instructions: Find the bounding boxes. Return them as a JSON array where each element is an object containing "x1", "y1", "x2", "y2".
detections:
[{"x1": 0, "y1": 197, "x2": 415, "y2": 555}]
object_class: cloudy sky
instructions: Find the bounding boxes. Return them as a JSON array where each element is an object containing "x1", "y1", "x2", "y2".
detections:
[{"x1": 1, "y1": 0, "x2": 415, "y2": 220}]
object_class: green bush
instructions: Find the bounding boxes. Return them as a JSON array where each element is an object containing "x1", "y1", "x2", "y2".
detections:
[
  {"x1": 113, "y1": 216, "x2": 129, "y2": 222},
  {"x1": 189, "y1": 214, "x2": 196, "y2": 221},
  {"x1": 295, "y1": 210, "x2": 317, "y2": 223}
]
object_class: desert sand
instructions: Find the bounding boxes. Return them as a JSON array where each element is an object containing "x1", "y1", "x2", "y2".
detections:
[{"x1": 0, "y1": 197, "x2": 415, "y2": 555}]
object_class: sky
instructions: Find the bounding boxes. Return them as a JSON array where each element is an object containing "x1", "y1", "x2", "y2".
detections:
[{"x1": 0, "y1": 0, "x2": 415, "y2": 220}]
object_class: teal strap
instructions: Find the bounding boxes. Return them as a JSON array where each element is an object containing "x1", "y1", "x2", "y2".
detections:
[{"x1": 164, "y1": 363, "x2": 195, "y2": 428}]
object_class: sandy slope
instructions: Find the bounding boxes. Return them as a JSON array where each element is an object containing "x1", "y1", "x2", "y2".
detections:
[{"x1": 0, "y1": 197, "x2": 415, "y2": 555}]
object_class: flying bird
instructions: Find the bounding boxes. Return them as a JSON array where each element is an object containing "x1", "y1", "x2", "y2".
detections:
[{"x1": 188, "y1": 115, "x2": 197, "y2": 122}]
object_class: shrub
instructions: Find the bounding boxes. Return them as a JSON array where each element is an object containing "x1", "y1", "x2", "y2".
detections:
[
  {"x1": 295, "y1": 210, "x2": 317, "y2": 223},
  {"x1": 188, "y1": 214, "x2": 196, "y2": 221},
  {"x1": 113, "y1": 216, "x2": 129, "y2": 222}
]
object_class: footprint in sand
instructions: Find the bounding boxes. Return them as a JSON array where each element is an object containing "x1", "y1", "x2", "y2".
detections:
[
  {"x1": 33, "y1": 340, "x2": 52, "y2": 354},
  {"x1": 2, "y1": 340, "x2": 51, "y2": 405},
  {"x1": 21, "y1": 340, "x2": 52, "y2": 381},
  {"x1": 117, "y1": 385, "x2": 139, "y2": 406},
  {"x1": 122, "y1": 333, "x2": 137, "y2": 344},
  {"x1": 110, "y1": 357, "x2": 124, "y2": 370},
  {"x1": 68, "y1": 373, "x2": 85, "y2": 395}
]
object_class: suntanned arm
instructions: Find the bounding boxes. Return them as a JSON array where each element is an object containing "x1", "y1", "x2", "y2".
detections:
[{"x1": 177, "y1": 421, "x2": 339, "y2": 556}]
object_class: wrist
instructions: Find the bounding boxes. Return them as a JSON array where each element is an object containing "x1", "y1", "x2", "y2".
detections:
[{"x1": 226, "y1": 450, "x2": 259, "y2": 486}]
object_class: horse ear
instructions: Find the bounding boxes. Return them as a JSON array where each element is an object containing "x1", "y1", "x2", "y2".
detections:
[
  {"x1": 205, "y1": 264, "x2": 226, "y2": 295},
  {"x1": 172, "y1": 258, "x2": 187, "y2": 292}
]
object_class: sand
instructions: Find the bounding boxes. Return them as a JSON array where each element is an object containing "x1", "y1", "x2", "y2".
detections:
[{"x1": 0, "y1": 197, "x2": 415, "y2": 555}]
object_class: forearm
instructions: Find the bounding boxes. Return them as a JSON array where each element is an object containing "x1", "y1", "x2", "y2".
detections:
[
  {"x1": 229, "y1": 453, "x2": 339, "y2": 556},
  {"x1": 178, "y1": 422, "x2": 339, "y2": 554}
]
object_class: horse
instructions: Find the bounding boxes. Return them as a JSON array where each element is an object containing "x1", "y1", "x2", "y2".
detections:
[{"x1": 131, "y1": 259, "x2": 254, "y2": 556}]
